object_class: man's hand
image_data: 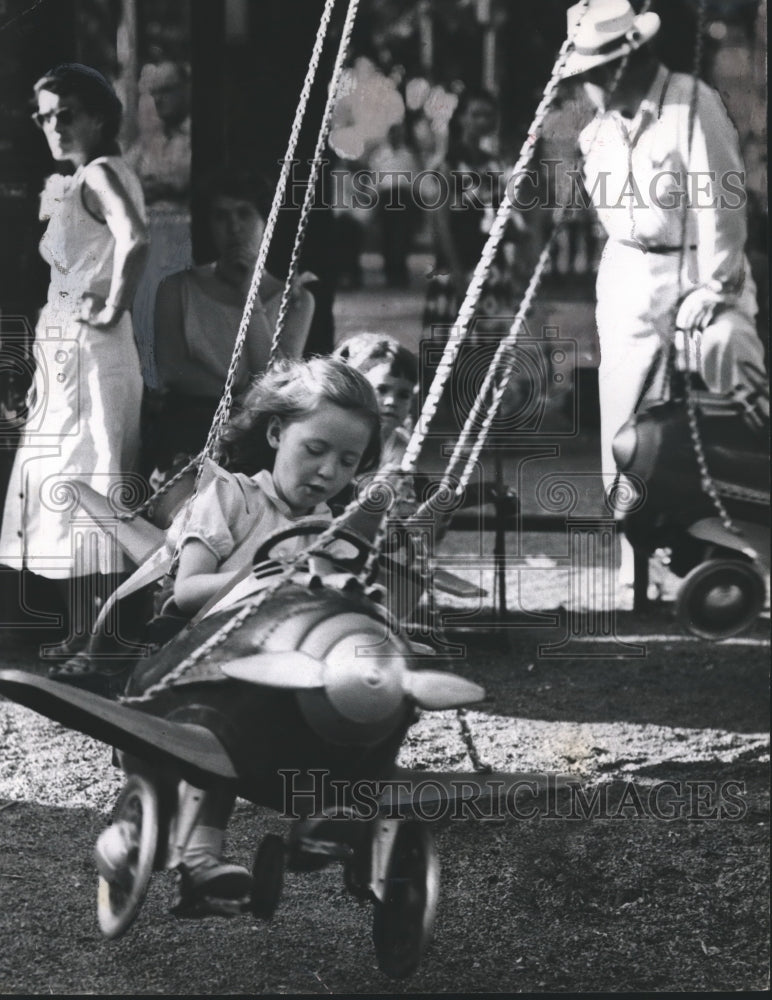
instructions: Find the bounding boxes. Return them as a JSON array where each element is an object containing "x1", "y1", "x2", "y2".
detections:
[
  {"x1": 78, "y1": 294, "x2": 123, "y2": 330},
  {"x1": 291, "y1": 270, "x2": 317, "y2": 299},
  {"x1": 675, "y1": 286, "x2": 727, "y2": 333}
]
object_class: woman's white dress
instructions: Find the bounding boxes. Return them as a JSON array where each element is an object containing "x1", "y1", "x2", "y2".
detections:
[{"x1": 0, "y1": 157, "x2": 145, "y2": 579}]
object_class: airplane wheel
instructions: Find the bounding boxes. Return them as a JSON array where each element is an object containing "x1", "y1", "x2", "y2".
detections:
[
  {"x1": 250, "y1": 834, "x2": 285, "y2": 920},
  {"x1": 96, "y1": 775, "x2": 159, "y2": 939},
  {"x1": 372, "y1": 822, "x2": 439, "y2": 979},
  {"x1": 675, "y1": 558, "x2": 766, "y2": 640}
]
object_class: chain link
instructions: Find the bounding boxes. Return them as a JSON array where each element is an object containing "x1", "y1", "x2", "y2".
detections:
[
  {"x1": 115, "y1": 455, "x2": 199, "y2": 523},
  {"x1": 453, "y1": 219, "x2": 565, "y2": 498},
  {"x1": 122, "y1": 477, "x2": 393, "y2": 702},
  {"x1": 164, "y1": 0, "x2": 349, "y2": 579},
  {"x1": 269, "y1": 0, "x2": 362, "y2": 366},
  {"x1": 398, "y1": 0, "x2": 593, "y2": 478},
  {"x1": 675, "y1": 0, "x2": 742, "y2": 536},
  {"x1": 456, "y1": 708, "x2": 492, "y2": 774},
  {"x1": 201, "y1": 0, "x2": 340, "y2": 456},
  {"x1": 107, "y1": 0, "x2": 339, "y2": 534}
]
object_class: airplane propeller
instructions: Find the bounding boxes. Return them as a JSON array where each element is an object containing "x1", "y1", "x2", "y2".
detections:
[
  {"x1": 401, "y1": 670, "x2": 485, "y2": 710},
  {"x1": 222, "y1": 652, "x2": 324, "y2": 689},
  {"x1": 221, "y1": 651, "x2": 484, "y2": 712}
]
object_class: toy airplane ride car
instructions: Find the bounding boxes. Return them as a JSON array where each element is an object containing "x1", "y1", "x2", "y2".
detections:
[
  {"x1": 613, "y1": 378, "x2": 769, "y2": 640},
  {"x1": 0, "y1": 512, "x2": 567, "y2": 980}
]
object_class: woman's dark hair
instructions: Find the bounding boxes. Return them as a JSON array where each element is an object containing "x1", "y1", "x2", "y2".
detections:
[
  {"x1": 33, "y1": 63, "x2": 122, "y2": 156},
  {"x1": 219, "y1": 356, "x2": 382, "y2": 476},
  {"x1": 446, "y1": 87, "x2": 497, "y2": 165},
  {"x1": 201, "y1": 167, "x2": 274, "y2": 221}
]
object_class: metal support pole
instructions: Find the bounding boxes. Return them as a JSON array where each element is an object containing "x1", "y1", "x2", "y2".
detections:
[{"x1": 493, "y1": 449, "x2": 508, "y2": 619}]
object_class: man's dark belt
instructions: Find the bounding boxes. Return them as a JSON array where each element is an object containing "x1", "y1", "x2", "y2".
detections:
[
  {"x1": 614, "y1": 240, "x2": 699, "y2": 253},
  {"x1": 645, "y1": 243, "x2": 698, "y2": 254}
]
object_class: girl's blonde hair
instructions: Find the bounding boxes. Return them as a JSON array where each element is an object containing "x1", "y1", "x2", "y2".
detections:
[{"x1": 220, "y1": 356, "x2": 382, "y2": 474}]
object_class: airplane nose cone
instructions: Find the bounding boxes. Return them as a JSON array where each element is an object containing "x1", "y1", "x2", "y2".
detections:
[
  {"x1": 322, "y1": 632, "x2": 405, "y2": 724},
  {"x1": 294, "y1": 611, "x2": 410, "y2": 746}
]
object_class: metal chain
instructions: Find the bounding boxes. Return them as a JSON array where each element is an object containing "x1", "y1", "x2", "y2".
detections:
[
  {"x1": 676, "y1": 0, "x2": 741, "y2": 535},
  {"x1": 122, "y1": 563, "x2": 295, "y2": 703},
  {"x1": 122, "y1": 479, "x2": 392, "y2": 701},
  {"x1": 360, "y1": 471, "x2": 415, "y2": 585},
  {"x1": 115, "y1": 454, "x2": 199, "y2": 523},
  {"x1": 397, "y1": 0, "x2": 593, "y2": 478},
  {"x1": 683, "y1": 335, "x2": 742, "y2": 533},
  {"x1": 199, "y1": 0, "x2": 339, "y2": 460},
  {"x1": 453, "y1": 220, "x2": 564, "y2": 496},
  {"x1": 109, "y1": 0, "x2": 339, "y2": 531},
  {"x1": 122, "y1": 3, "x2": 592, "y2": 699},
  {"x1": 456, "y1": 708, "x2": 492, "y2": 773},
  {"x1": 268, "y1": 0, "x2": 361, "y2": 367},
  {"x1": 165, "y1": 0, "x2": 343, "y2": 579}
]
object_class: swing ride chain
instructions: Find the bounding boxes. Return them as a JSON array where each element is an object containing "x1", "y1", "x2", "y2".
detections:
[
  {"x1": 125, "y1": 4, "x2": 596, "y2": 700},
  {"x1": 352, "y1": 270, "x2": 556, "y2": 623},
  {"x1": 114, "y1": 455, "x2": 199, "y2": 523},
  {"x1": 447, "y1": 215, "x2": 566, "y2": 500},
  {"x1": 676, "y1": 0, "x2": 741, "y2": 537},
  {"x1": 111, "y1": 0, "x2": 340, "y2": 531},
  {"x1": 268, "y1": 0, "x2": 362, "y2": 367},
  {"x1": 398, "y1": 0, "x2": 593, "y2": 480},
  {"x1": 165, "y1": 0, "x2": 347, "y2": 580},
  {"x1": 202, "y1": 0, "x2": 339, "y2": 453},
  {"x1": 122, "y1": 481, "x2": 394, "y2": 702},
  {"x1": 360, "y1": 470, "x2": 417, "y2": 585},
  {"x1": 456, "y1": 708, "x2": 493, "y2": 774}
]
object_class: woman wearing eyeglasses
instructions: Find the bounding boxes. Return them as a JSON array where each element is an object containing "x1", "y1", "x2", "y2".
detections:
[{"x1": 0, "y1": 63, "x2": 148, "y2": 653}]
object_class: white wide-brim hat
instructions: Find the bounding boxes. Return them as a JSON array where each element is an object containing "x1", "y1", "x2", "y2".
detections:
[{"x1": 562, "y1": 0, "x2": 661, "y2": 79}]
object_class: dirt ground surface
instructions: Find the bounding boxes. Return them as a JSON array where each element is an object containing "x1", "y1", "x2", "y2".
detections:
[{"x1": 0, "y1": 597, "x2": 769, "y2": 996}]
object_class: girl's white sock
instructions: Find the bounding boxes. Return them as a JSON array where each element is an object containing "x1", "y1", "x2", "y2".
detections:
[{"x1": 184, "y1": 824, "x2": 225, "y2": 863}]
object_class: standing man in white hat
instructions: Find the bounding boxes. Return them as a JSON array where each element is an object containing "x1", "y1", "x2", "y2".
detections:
[{"x1": 562, "y1": 0, "x2": 768, "y2": 605}]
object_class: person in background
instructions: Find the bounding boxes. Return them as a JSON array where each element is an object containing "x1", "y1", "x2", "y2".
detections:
[
  {"x1": 561, "y1": 0, "x2": 769, "y2": 606},
  {"x1": 423, "y1": 88, "x2": 529, "y2": 335},
  {"x1": 0, "y1": 63, "x2": 148, "y2": 653},
  {"x1": 370, "y1": 122, "x2": 421, "y2": 288},
  {"x1": 330, "y1": 155, "x2": 368, "y2": 291},
  {"x1": 150, "y1": 168, "x2": 315, "y2": 483},
  {"x1": 334, "y1": 333, "x2": 417, "y2": 467},
  {"x1": 128, "y1": 61, "x2": 193, "y2": 390}
]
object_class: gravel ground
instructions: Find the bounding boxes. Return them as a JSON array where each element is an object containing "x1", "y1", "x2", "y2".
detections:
[{"x1": 1, "y1": 599, "x2": 769, "y2": 995}]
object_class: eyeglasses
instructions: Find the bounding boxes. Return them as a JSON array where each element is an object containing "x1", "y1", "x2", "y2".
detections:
[{"x1": 31, "y1": 107, "x2": 77, "y2": 129}]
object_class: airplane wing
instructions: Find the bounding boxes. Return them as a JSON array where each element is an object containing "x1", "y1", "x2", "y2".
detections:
[
  {"x1": 0, "y1": 669, "x2": 237, "y2": 786},
  {"x1": 379, "y1": 554, "x2": 487, "y2": 599},
  {"x1": 433, "y1": 568, "x2": 487, "y2": 598},
  {"x1": 377, "y1": 766, "x2": 581, "y2": 818}
]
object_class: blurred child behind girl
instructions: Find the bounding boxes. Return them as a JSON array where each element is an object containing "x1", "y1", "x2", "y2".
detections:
[{"x1": 334, "y1": 333, "x2": 418, "y2": 469}]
